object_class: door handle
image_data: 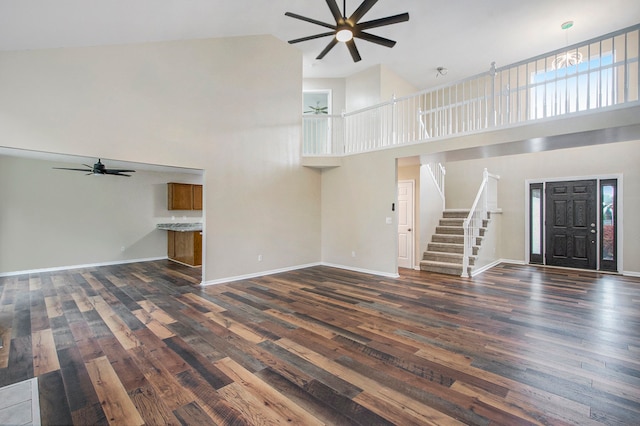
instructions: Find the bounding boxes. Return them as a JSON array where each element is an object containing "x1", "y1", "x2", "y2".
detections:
[
  {"x1": 408, "y1": 228, "x2": 412, "y2": 232},
  {"x1": 590, "y1": 230, "x2": 596, "y2": 233}
]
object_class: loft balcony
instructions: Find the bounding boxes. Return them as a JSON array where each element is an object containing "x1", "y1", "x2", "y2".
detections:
[{"x1": 301, "y1": 24, "x2": 640, "y2": 162}]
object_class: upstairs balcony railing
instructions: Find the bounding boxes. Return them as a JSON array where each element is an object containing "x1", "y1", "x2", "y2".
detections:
[{"x1": 302, "y1": 24, "x2": 640, "y2": 157}]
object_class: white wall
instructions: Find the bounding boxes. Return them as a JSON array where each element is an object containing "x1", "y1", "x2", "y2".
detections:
[
  {"x1": 0, "y1": 35, "x2": 321, "y2": 282},
  {"x1": 0, "y1": 155, "x2": 202, "y2": 273}
]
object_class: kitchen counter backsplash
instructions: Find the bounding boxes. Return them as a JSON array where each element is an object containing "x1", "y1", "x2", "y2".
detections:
[{"x1": 156, "y1": 223, "x2": 203, "y2": 232}]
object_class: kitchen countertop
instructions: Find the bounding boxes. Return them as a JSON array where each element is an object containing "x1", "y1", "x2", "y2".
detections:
[{"x1": 156, "y1": 223, "x2": 202, "y2": 232}]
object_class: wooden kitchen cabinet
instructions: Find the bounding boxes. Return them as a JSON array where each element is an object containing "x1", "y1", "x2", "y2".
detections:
[
  {"x1": 167, "y1": 230, "x2": 202, "y2": 267},
  {"x1": 168, "y1": 183, "x2": 203, "y2": 210},
  {"x1": 193, "y1": 184, "x2": 203, "y2": 210}
]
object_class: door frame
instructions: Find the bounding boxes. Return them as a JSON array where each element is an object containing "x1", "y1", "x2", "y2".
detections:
[
  {"x1": 524, "y1": 173, "x2": 623, "y2": 272},
  {"x1": 397, "y1": 179, "x2": 415, "y2": 270}
]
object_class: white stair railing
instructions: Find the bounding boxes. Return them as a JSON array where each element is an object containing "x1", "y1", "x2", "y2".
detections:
[
  {"x1": 301, "y1": 24, "x2": 640, "y2": 157},
  {"x1": 462, "y1": 169, "x2": 500, "y2": 277},
  {"x1": 426, "y1": 162, "x2": 446, "y2": 210}
]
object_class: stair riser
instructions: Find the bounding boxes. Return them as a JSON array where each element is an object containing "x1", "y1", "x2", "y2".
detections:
[
  {"x1": 436, "y1": 226, "x2": 464, "y2": 235},
  {"x1": 427, "y1": 243, "x2": 463, "y2": 254},
  {"x1": 419, "y1": 262, "x2": 472, "y2": 276},
  {"x1": 423, "y1": 253, "x2": 475, "y2": 265},
  {"x1": 439, "y1": 219, "x2": 464, "y2": 227},
  {"x1": 443, "y1": 211, "x2": 470, "y2": 219},
  {"x1": 432, "y1": 235, "x2": 463, "y2": 244},
  {"x1": 426, "y1": 244, "x2": 480, "y2": 256}
]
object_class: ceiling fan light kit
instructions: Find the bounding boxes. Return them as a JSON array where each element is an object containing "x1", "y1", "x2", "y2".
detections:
[{"x1": 285, "y1": 0, "x2": 409, "y2": 62}]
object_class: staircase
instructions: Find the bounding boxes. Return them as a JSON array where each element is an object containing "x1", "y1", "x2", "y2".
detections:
[{"x1": 420, "y1": 210, "x2": 488, "y2": 276}]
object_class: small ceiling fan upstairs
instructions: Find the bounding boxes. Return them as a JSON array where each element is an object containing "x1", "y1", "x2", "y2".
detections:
[
  {"x1": 53, "y1": 159, "x2": 136, "y2": 177},
  {"x1": 285, "y1": 0, "x2": 409, "y2": 62}
]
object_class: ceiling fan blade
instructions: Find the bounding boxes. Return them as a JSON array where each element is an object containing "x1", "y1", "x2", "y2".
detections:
[
  {"x1": 288, "y1": 31, "x2": 336, "y2": 44},
  {"x1": 325, "y1": 0, "x2": 343, "y2": 23},
  {"x1": 105, "y1": 171, "x2": 132, "y2": 177},
  {"x1": 348, "y1": 0, "x2": 379, "y2": 24},
  {"x1": 316, "y1": 38, "x2": 339, "y2": 60},
  {"x1": 355, "y1": 31, "x2": 396, "y2": 48},
  {"x1": 358, "y1": 12, "x2": 409, "y2": 30},
  {"x1": 346, "y1": 39, "x2": 362, "y2": 62},
  {"x1": 105, "y1": 168, "x2": 136, "y2": 173},
  {"x1": 53, "y1": 167, "x2": 92, "y2": 172},
  {"x1": 285, "y1": 12, "x2": 336, "y2": 30}
]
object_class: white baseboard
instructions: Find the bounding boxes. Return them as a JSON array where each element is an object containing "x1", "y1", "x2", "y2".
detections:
[
  {"x1": 622, "y1": 270, "x2": 640, "y2": 277},
  {"x1": 202, "y1": 262, "x2": 399, "y2": 286},
  {"x1": 201, "y1": 262, "x2": 322, "y2": 286},
  {"x1": 0, "y1": 257, "x2": 167, "y2": 278},
  {"x1": 498, "y1": 259, "x2": 527, "y2": 265},
  {"x1": 321, "y1": 262, "x2": 400, "y2": 278}
]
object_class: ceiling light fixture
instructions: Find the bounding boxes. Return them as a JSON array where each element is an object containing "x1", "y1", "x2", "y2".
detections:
[
  {"x1": 336, "y1": 28, "x2": 353, "y2": 42},
  {"x1": 552, "y1": 20, "x2": 583, "y2": 70},
  {"x1": 436, "y1": 66, "x2": 448, "y2": 77}
]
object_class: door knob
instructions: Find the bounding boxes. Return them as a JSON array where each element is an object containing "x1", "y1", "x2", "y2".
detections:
[
  {"x1": 591, "y1": 229, "x2": 596, "y2": 233},
  {"x1": 408, "y1": 228, "x2": 412, "y2": 232}
]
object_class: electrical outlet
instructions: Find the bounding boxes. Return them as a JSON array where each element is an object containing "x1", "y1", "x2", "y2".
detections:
[
  {"x1": 351, "y1": 251, "x2": 356, "y2": 257},
  {"x1": 258, "y1": 254, "x2": 263, "y2": 262},
  {"x1": 120, "y1": 246, "x2": 125, "y2": 252}
]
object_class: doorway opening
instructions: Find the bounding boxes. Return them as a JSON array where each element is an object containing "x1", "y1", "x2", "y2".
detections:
[{"x1": 527, "y1": 177, "x2": 620, "y2": 272}]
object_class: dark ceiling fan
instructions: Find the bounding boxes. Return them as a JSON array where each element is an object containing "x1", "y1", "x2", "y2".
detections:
[
  {"x1": 285, "y1": 0, "x2": 409, "y2": 62},
  {"x1": 53, "y1": 159, "x2": 136, "y2": 177}
]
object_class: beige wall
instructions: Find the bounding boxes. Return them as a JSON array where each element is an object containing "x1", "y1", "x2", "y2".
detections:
[
  {"x1": 0, "y1": 155, "x2": 202, "y2": 273},
  {"x1": 380, "y1": 65, "x2": 418, "y2": 100},
  {"x1": 0, "y1": 35, "x2": 321, "y2": 282},
  {"x1": 321, "y1": 150, "x2": 398, "y2": 275},
  {"x1": 346, "y1": 66, "x2": 382, "y2": 111},
  {"x1": 345, "y1": 64, "x2": 418, "y2": 112}
]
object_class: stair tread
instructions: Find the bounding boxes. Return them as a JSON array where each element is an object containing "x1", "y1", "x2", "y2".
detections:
[
  {"x1": 420, "y1": 258, "x2": 473, "y2": 265},
  {"x1": 424, "y1": 251, "x2": 475, "y2": 258}
]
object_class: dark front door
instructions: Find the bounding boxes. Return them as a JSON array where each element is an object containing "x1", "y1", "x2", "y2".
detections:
[{"x1": 545, "y1": 180, "x2": 597, "y2": 269}]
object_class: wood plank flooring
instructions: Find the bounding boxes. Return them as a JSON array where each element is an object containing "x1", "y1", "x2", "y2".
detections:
[{"x1": 0, "y1": 260, "x2": 639, "y2": 425}]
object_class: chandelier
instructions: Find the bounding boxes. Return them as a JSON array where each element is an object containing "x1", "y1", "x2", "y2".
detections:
[
  {"x1": 551, "y1": 50, "x2": 583, "y2": 70},
  {"x1": 551, "y1": 21, "x2": 583, "y2": 70}
]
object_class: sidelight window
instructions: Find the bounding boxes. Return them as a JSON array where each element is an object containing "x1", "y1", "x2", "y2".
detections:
[
  {"x1": 600, "y1": 179, "x2": 617, "y2": 271},
  {"x1": 529, "y1": 183, "x2": 543, "y2": 264}
]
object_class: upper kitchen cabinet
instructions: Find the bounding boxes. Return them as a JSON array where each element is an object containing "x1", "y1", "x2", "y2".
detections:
[
  {"x1": 168, "y1": 182, "x2": 203, "y2": 210},
  {"x1": 192, "y1": 184, "x2": 203, "y2": 210}
]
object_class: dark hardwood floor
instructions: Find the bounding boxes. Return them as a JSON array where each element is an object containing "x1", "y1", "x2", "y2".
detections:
[{"x1": 0, "y1": 260, "x2": 639, "y2": 425}]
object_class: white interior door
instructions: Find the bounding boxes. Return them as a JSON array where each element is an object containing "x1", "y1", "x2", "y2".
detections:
[{"x1": 398, "y1": 180, "x2": 415, "y2": 269}]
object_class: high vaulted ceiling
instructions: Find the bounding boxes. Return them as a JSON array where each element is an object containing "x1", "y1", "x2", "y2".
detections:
[{"x1": 0, "y1": 0, "x2": 638, "y2": 89}]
